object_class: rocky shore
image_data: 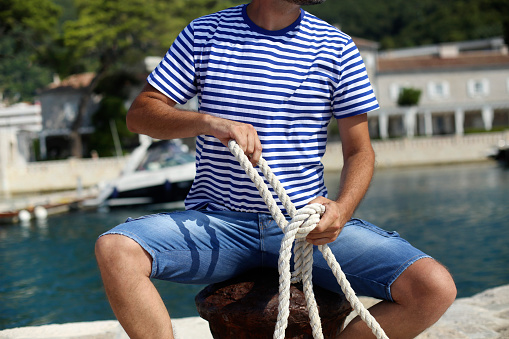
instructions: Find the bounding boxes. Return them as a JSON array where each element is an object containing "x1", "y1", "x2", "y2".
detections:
[{"x1": 1, "y1": 284, "x2": 508, "y2": 338}]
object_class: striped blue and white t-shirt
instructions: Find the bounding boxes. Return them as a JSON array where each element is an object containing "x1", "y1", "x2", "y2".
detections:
[{"x1": 148, "y1": 4, "x2": 379, "y2": 215}]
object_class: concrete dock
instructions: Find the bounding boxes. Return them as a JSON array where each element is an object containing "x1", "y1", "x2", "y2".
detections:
[{"x1": 1, "y1": 284, "x2": 508, "y2": 338}]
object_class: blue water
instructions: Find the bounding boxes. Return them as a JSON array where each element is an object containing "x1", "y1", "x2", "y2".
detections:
[{"x1": 1, "y1": 162, "x2": 508, "y2": 330}]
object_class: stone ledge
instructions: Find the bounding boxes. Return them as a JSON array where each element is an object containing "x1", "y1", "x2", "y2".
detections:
[
  {"x1": 2, "y1": 285, "x2": 508, "y2": 339},
  {"x1": 0, "y1": 320, "x2": 126, "y2": 339}
]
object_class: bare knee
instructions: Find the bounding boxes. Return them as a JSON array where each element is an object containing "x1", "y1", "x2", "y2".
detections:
[
  {"x1": 95, "y1": 234, "x2": 152, "y2": 278},
  {"x1": 392, "y1": 258, "x2": 456, "y2": 322}
]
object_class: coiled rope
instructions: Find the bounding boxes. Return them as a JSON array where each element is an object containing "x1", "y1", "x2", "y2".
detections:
[{"x1": 228, "y1": 140, "x2": 388, "y2": 339}]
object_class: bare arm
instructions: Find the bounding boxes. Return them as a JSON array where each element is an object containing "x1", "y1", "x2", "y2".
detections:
[
  {"x1": 306, "y1": 113, "x2": 375, "y2": 245},
  {"x1": 126, "y1": 83, "x2": 262, "y2": 165},
  {"x1": 126, "y1": 83, "x2": 207, "y2": 140}
]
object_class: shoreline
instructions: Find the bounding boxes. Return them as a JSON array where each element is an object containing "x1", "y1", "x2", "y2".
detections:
[
  {"x1": 2, "y1": 131, "x2": 507, "y2": 218},
  {"x1": 2, "y1": 284, "x2": 508, "y2": 339}
]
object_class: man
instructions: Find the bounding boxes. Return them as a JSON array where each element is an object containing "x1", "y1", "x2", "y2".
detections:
[{"x1": 95, "y1": 0, "x2": 457, "y2": 338}]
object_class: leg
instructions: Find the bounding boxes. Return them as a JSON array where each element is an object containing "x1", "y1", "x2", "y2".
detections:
[
  {"x1": 95, "y1": 234, "x2": 174, "y2": 339},
  {"x1": 310, "y1": 219, "x2": 456, "y2": 339},
  {"x1": 95, "y1": 210, "x2": 263, "y2": 339},
  {"x1": 340, "y1": 258, "x2": 456, "y2": 339}
]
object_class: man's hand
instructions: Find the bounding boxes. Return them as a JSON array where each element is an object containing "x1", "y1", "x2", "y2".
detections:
[
  {"x1": 209, "y1": 116, "x2": 262, "y2": 167},
  {"x1": 305, "y1": 196, "x2": 347, "y2": 246}
]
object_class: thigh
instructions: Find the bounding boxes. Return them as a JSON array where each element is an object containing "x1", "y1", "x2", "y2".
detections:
[
  {"x1": 99, "y1": 210, "x2": 263, "y2": 284},
  {"x1": 312, "y1": 218, "x2": 431, "y2": 301}
]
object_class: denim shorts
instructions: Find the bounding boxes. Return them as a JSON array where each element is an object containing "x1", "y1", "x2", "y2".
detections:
[{"x1": 100, "y1": 210, "x2": 431, "y2": 302}]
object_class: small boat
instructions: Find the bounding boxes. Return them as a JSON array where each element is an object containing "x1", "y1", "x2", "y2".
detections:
[
  {"x1": 0, "y1": 201, "x2": 84, "y2": 225},
  {"x1": 88, "y1": 139, "x2": 196, "y2": 208},
  {"x1": 0, "y1": 211, "x2": 20, "y2": 225}
]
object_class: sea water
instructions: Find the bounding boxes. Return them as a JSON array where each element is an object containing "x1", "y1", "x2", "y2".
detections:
[{"x1": 1, "y1": 162, "x2": 508, "y2": 329}]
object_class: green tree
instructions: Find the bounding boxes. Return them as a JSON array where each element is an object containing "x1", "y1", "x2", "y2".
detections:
[
  {"x1": 304, "y1": 0, "x2": 506, "y2": 49},
  {"x1": 88, "y1": 96, "x2": 133, "y2": 157},
  {"x1": 0, "y1": 34, "x2": 52, "y2": 103},
  {"x1": 482, "y1": 0, "x2": 509, "y2": 44},
  {"x1": 88, "y1": 71, "x2": 141, "y2": 157},
  {"x1": 63, "y1": 0, "x2": 234, "y2": 158},
  {"x1": 0, "y1": 0, "x2": 61, "y2": 103},
  {"x1": 0, "y1": 0, "x2": 61, "y2": 39}
]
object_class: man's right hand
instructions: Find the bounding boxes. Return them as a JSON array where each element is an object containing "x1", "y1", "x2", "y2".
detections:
[{"x1": 209, "y1": 116, "x2": 262, "y2": 167}]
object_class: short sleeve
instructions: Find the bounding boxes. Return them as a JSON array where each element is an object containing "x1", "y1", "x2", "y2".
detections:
[
  {"x1": 332, "y1": 38, "x2": 379, "y2": 119},
  {"x1": 147, "y1": 23, "x2": 197, "y2": 105}
]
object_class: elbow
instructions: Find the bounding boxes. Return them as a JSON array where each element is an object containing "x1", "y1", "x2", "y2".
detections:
[
  {"x1": 343, "y1": 144, "x2": 375, "y2": 166},
  {"x1": 126, "y1": 110, "x2": 141, "y2": 134},
  {"x1": 366, "y1": 145, "x2": 375, "y2": 161},
  {"x1": 362, "y1": 145, "x2": 376, "y2": 166}
]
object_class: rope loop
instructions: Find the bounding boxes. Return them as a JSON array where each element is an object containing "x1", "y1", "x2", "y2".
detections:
[
  {"x1": 227, "y1": 139, "x2": 389, "y2": 339},
  {"x1": 290, "y1": 204, "x2": 325, "y2": 239}
]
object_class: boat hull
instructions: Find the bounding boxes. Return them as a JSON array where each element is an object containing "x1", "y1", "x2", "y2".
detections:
[{"x1": 107, "y1": 179, "x2": 193, "y2": 207}]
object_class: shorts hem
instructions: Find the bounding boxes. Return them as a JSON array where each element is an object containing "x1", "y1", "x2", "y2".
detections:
[
  {"x1": 98, "y1": 231, "x2": 158, "y2": 279},
  {"x1": 386, "y1": 254, "x2": 432, "y2": 301}
]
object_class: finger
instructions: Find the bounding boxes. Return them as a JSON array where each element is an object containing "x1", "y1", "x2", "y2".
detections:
[
  {"x1": 307, "y1": 228, "x2": 340, "y2": 243},
  {"x1": 245, "y1": 133, "x2": 256, "y2": 165},
  {"x1": 315, "y1": 213, "x2": 336, "y2": 233},
  {"x1": 306, "y1": 229, "x2": 337, "y2": 238},
  {"x1": 245, "y1": 128, "x2": 262, "y2": 166},
  {"x1": 230, "y1": 125, "x2": 247, "y2": 153},
  {"x1": 320, "y1": 201, "x2": 340, "y2": 224},
  {"x1": 245, "y1": 130, "x2": 255, "y2": 155},
  {"x1": 249, "y1": 140, "x2": 262, "y2": 166},
  {"x1": 308, "y1": 196, "x2": 328, "y2": 205},
  {"x1": 306, "y1": 236, "x2": 335, "y2": 246},
  {"x1": 239, "y1": 134, "x2": 248, "y2": 153},
  {"x1": 233, "y1": 125, "x2": 254, "y2": 155}
]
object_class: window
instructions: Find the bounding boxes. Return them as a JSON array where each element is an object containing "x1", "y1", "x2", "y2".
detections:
[
  {"x1": 467, "y1": 79, "x2": 490, "y2": 97},
  {"x1": 428, "y1": 81, "x2": 450, "y2": 100},
  {"x1": 362, "y1": 53, "x2": 375, "y2": 69},
  {"x1": 389, "y1": 84, "x2": 400, "y2": 101}
]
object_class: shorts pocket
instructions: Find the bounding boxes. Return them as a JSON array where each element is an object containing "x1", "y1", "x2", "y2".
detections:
[{"x1": 348, "y1": 218, "x2": 400, "y2": 238}]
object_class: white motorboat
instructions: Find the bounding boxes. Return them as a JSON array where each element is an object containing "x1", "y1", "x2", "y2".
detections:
[{"x1": 90, "y1": 139, "x2": 196, "y2": 208}]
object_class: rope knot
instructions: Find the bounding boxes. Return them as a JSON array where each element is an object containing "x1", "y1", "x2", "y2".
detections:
[{"x1": 287, "y1": 203, "x2": 326, "y2": 239}]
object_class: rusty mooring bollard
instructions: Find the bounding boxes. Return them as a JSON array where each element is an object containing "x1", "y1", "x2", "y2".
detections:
[{"x1": 195, "y1": 268, "x2": 352, "y2": 339}]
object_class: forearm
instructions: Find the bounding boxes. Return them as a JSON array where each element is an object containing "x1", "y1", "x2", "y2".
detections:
[
  {"x1": 126, "y1": 88, "x2": 211, "y2": 140},
  {"x1": 126, "y1": 83, "x2": 263, "y2": 164},
  {"x1": 335, "y1": 145, "x2": 375, "y2": 222}
]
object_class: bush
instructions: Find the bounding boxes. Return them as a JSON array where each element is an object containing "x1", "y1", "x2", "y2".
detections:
[{"x1": 397, "y1": 87, "x2": 422, "y2": 106}]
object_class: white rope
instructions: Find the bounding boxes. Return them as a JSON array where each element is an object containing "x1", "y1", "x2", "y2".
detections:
[{"x1": 228, "y1": 140, "x2": 389, "y2": 339}]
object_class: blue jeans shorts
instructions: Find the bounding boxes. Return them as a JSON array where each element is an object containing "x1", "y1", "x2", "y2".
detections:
[{"x1": 100, "y1": 210, "x2": 431, "y2": 302}]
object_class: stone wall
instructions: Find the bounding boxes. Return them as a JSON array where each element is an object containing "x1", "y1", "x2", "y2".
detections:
[
  {"x1": 2, "y1": 131, "x2": 507, "y2": 196},
  {"x1": 3, "y1": 157, "x2": 126, "y2": 195},
  {"x1": 322, "y1": 131, "x2": 508, "y2": 170}
]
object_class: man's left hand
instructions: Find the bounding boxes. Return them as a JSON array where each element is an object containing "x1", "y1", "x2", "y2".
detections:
[{"x1": 305, "y1": 197, "x2": 346, "y2": 246}]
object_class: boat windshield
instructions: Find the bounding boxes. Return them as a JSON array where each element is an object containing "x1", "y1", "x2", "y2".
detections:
[{"x1": 136, "y1": 141, "x2": 195, "y2": 171}]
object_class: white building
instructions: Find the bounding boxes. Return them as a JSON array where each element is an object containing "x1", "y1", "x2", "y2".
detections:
[
  {"x1": 37, "y1": 73, "x2": 100, "y2": 159},
  {"x1": 367, "y1": 37, "x2": 509, "y2": 139},
  {"x1": 0, "y1": 102, "x2": 42, "y2": 196}
]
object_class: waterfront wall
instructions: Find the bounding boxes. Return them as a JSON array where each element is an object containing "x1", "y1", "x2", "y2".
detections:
[
  {"x1": 323, "y1": 131, "x2": 507, "y2": 170},
  {"x1": 1, "y1": 132, "x2": 507, "y2": 196},
  {"x1": 2, "y1": 157, "x2": 127, "y2": 196}
]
